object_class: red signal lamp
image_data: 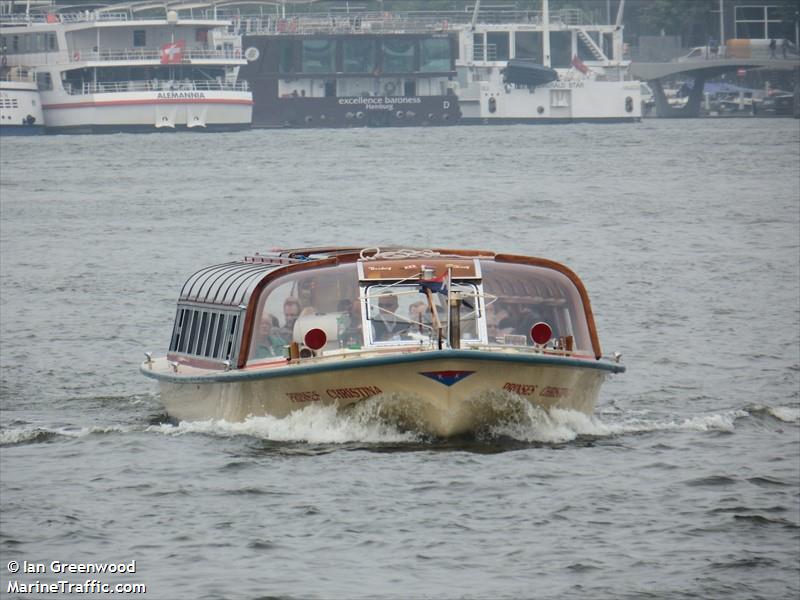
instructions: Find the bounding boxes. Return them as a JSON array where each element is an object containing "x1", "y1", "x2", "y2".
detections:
[
  {"x1": 304, "y1": 328, "x2": 327, "y2": 351},
  {"x1": 531, "y1": 322, "x2": 552, "y2": 346}
]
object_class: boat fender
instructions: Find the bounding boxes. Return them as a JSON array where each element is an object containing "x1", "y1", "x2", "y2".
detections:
[
  {"x1": 73, "y1": 50, "x2": 80, "y2": 61},
  {"x1": 537, "y1": 105, "x2": 544, "y2": 114},
  {"x1": 1, "y1": 55, "x2": 6, "y2": 67},
  {"x1": 625, "y1": 96, "x2": 633, "y2": 113},
  {"x1": 384, "y1": 81, "x2": 396, "y2": 95},
  {"x1": 488, "y1": 96, "x2": 497, "y2": 114}
]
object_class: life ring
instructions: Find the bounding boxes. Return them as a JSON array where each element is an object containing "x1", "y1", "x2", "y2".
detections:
[
  {"x1": 384, "y1": 81, "x2": 396, "y2": 96},
  {"x1": 73, "y1": 50, "x2": 80, "y2": 61}
]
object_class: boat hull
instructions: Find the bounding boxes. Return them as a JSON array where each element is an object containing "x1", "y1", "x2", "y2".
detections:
[
  {"x1": 458, "y1": 80, "x2": 641, "y2": 123},
  {"x1": 0, "y1": 80, "x2": 45, "y2": 133},
  {"x1": 41, "y1": 91, "x2": 252, "y2": 133},
  {"x1": 143, "y1": 351, "x2": 619, "y2": 437},
  {"x1": 249, "y1": 94, "x2": 460, "y2": 128}
]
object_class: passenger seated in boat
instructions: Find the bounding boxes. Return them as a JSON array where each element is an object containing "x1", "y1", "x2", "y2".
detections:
[
  {"x1": 254, "y1": 314, "x2": 286, "y2": 359},
  {"x1": 277, "y1": 297, "x2": 301, "y2": 339},
  {"x1": 372, "y1": 294, "x2": 408, "y2": 341},
  {"x1": 336, "y1": 299, "x2": 363, "y2": 345},
  {"x1": 403, "y1": 301, "x2": 429, "y2": 339}
]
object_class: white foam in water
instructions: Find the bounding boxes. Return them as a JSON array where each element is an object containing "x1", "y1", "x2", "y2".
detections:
[
  {"x1": 767, "y1": 406, "x2": 800, "y2": 423},
  {"x1": 145, "y1": 396, "x2": 764, "y2": 445},
  {"x1": 488, "y1": 403, "x2": 752, "y2": 443},
  {"x1": 0, "y1": 425, "x2": 132, "y2": 446},
  {"x1": 148, "y1": 403, "x2": 421, "y2": 444}
]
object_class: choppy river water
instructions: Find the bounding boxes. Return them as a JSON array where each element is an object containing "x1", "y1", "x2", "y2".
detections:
[{"x1": 1, "y1": 118, "x2": 799, "y2": 600}]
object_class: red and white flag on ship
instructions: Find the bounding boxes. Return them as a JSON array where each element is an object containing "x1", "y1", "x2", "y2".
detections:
[
  {"x1": 161, "y1": 40, "x2": 186, "y2": 64},
  {"x1": 571, "y1": 55, "x2": 590, "y2": 75}
]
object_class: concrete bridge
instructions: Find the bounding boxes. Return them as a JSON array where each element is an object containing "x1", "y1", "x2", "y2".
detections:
[{"x1": 630, "y1": 58, "x2": 800, "y2": 117}]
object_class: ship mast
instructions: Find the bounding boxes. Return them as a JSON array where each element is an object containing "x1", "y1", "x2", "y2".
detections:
[{"x1": 542, "y1": 0, "x2": 551, "y2": 67}]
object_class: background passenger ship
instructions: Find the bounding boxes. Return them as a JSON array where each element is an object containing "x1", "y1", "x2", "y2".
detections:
[
  {"x1": 454, "y1": 0, "x2": 641, "y2": 123},
  {"x1": 0, "y1": 66, "x2": 44, "y2": 134},
  {"x1": 236, "y1": 14, "x2": 460, "y2": 128},
  {"x1": 0, "y1": 2, "x2": 252, "y2": 133}
]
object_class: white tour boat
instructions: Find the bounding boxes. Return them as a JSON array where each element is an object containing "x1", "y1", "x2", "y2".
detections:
[
  {"x1": 454, "y1": 0, "x2": 641, "y2": 123},
  {"x1": 0, "y1": 66, "x2": 44, "y2": 134},
  {"x1": 140, "y1": 248, "x2": 625, "y2": 438},
  {"x1": 0, "y1": 2, "x2": 252, "y2": 133}
]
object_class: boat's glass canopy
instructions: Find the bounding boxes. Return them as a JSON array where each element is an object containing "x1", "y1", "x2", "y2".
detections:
[
  {"x1": 479, "y1": 260, "x2": 592, "y2": 352},
  {"x1": 244, "y1": 255, "x2": 596, "y2": 363}
]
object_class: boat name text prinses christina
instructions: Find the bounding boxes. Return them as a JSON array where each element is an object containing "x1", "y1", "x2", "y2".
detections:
[
  {"x1": 287, "y1": 386, "x2": 384, "y2": 403},
  {"x1": 503, "y1": 382, "x2": 571, "y2": 398}
]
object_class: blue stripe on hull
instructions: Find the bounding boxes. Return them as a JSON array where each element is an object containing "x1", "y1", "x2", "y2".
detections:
[{"x1": 141, "y1": 349, "x2": 625, "y2": 384}]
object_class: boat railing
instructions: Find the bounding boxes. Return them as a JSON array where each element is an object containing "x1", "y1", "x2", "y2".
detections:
[
  {"x1": 71, "y1": 47, "x2": 241, "y2": 62},
  {"x1": 0, "y1": 11, "x2": 130, "y2": 26},
  {"x1": 231, "y1": 8, "x2": 597, "y2": 36},
  {"x1": 72, "y1": 79, "x2": 249, "y2": 95},
  {"x1": 0, "y1": 10, "x2": 233, "y2": 26},
  {"x1": 0, "y1": 67, "x2": 36, "y2": 83}
]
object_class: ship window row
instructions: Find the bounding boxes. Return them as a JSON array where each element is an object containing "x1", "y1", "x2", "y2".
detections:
[
  {"x1": 170, "y1": 307, "x2": 239, "y2": 361},
  {"x1": 1, "y1": 33, "x2": 58, "y2": 54},
  {"x1": 277, "y1": 37, "x2": 453, "y2": 75},
  {"x1": 472, "y1": 30, "x2": 609, "y2": 67}
]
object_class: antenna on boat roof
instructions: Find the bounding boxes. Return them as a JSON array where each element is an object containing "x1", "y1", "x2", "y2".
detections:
[{"x1": 470, "y1": 0, "x2": 480, "y2": 31}]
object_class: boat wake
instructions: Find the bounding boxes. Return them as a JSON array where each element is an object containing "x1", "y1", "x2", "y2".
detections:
[
  {"x1": 147, "y1": 402, "x2": 422, "y2": 445},
  {"x1": 0, "y1": 424, "x2": 134, "y2": 446},
  {"x1": 3, "y1": 399, "x2": 796, "y2": 448},
  {"x1": 144, "y1": 394, "x2": 799, "y2": 446}
]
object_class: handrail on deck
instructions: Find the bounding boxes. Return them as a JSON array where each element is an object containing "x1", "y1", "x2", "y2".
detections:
[
  {"x1": 71, "y1": 47, "x2": 241, "y2": 62},
  {"x1": 69, "y1": 79, "x2": 248, "y2": 95},
  {"x1": 231, "y1": 8, "x2": 595, "y2": 36}
]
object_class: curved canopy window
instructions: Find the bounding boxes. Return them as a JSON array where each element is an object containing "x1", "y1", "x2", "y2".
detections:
[
  {"x1": 479, "y1": 260, "x2": 592, "y2": 351},
  {"x1": 249, "y1": 263, "x2": 362, "y2": 362}
]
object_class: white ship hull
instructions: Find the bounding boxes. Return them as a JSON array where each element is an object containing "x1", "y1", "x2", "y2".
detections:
[
  {"x1": 42, "y1": 90, "x2": 252, "y2": 133},
  {"x1": 0, "y1": 79, "x2": 44, "y2": 134},
  {"x1": 460, "y1": 79, "x2": 642, "y2": 123}
]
